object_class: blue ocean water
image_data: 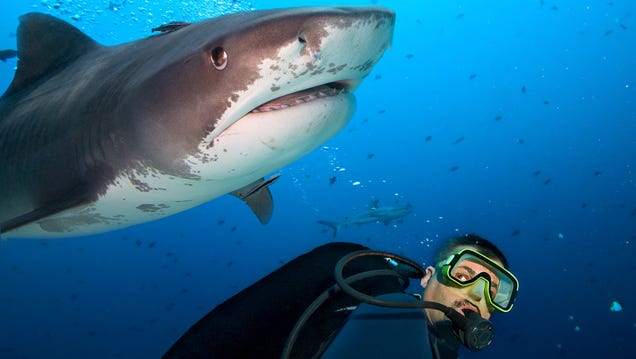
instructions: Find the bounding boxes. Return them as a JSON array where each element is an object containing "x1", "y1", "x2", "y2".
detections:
[{"x1": 0, "y1": 0, "x2": 634, "y2": 358}]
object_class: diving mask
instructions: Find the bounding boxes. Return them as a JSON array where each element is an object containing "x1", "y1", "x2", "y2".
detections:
[{"x1": 438, "y1": 249, "x2": 519, "y2": 312}]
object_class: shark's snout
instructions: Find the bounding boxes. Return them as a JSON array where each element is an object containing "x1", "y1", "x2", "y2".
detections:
[
  {"x1": 204, "y1": 7, "x2": 395, "y2": 140},
  {"x1": 198, "y1": 7, "x2": 395, "y2": 181}
]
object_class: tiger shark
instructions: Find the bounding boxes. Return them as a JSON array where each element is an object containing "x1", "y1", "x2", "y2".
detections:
[{"x1": 0, "y1": 7, "x2": 395, "y2": 238}]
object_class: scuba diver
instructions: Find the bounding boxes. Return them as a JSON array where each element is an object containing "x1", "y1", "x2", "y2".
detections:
[{"x1": 162, "y1": 234, "x2": 519, "y2": 359}]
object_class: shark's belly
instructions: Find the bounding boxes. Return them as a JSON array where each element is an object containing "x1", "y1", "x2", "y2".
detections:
[
  {"x1": 3, "y1": 169, "x2": 226, "y2": 238},
  {"x1": 4, "y1": 93, "x2": 354, "y2": 238}
]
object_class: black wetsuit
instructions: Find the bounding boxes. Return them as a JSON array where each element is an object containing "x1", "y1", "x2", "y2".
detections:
[
  {"x1": 321, "y1": 293, "x2": 461, "y2": 359},
  {"x1": 162, "y1": 242, "x2": 461, "y2": 358}
]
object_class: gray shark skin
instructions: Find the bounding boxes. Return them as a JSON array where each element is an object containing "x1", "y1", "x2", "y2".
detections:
[
  {"x1": 317, "y1": 203, "x2": 413, "y2": 237},
  {"x1": 0, "y1": 7, "x2": 395, "y2": 238}
]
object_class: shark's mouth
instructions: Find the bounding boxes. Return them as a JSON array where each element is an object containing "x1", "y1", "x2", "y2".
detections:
[{"x1": 249, "y1": 81, "x2": 350, "y2": 114}]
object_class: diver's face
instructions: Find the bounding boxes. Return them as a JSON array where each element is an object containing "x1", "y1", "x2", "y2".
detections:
[{"x1": 420, "y1": 246, "x2": 502, "y2": 323}]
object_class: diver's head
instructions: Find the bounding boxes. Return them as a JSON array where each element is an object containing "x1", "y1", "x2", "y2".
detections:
[{"x1": 420, "y1": 234, "x2": 518, "y2": 324}]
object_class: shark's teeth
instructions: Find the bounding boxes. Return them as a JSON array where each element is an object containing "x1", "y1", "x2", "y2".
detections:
[{"x1": 250, "y1": 85, "x2": 345, "y2": 113}]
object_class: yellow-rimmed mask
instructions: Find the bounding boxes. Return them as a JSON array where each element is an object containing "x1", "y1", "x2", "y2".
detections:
[{"x1": 438, "y1": 248, "x2": 519, "y2": 312}]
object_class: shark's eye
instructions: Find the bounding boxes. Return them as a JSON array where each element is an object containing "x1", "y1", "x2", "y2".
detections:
[{"x1": 211, "y1": 47, "x2": 227, "y2": 70}]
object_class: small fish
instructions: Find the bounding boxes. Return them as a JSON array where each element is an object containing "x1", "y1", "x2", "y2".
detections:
[
  {"x1": 450, "y1": 165, "x2": 459, "y2": 172},
  {"x1": 594, "y1": 170, "x2": 602, "y2": 176},
  {"x1": 604, "y1": 29, "x2": 614, "y2": 37},
  {"x1": 108, "y1": 0, "x2": 126, "y2": 11},
  {"x1": 609, "y1": 300, "x2": 623, "y2": 312},
  {"x1": 494, "y1": 115, "x2": 503, "y2": 121},
  {"x1": 453, "y1": 136, "x2": 465, "y2": 144},
  {"x1": 521, "y1": 85, "x2": 527, "y2": 94},
  {"x1": 367, "y1": 153, "x2": 375, "y2": 159},
  {"x1": 329, "y1": 176, "x2": 337, "y2": 185},
  {"x1": 544, "y1": 178, "x2": 552, "y2": 185},
  {"x1": 511, "y1": 229, "x2": 520, "y2": 236},
  {"x1": 469, "y1": 74, "x2": 477, "y2": 80},
  {"x1": 532, "y1": 170, "x2": 541, "y2": 176},
  {"x1": 405, "y1": 54, "x2": 414, "y2": 59},
  {"x1": 425, "y1": 135, "x2": 432, "y2": 142}
]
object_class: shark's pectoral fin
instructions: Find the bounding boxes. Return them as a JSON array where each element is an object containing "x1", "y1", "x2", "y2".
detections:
[
  {"x1": 230, "y1": 174, "x2": 280, "y2": 225},
  {"x1": 0, "y1": 186, "x2": 93, "y2": 235}
]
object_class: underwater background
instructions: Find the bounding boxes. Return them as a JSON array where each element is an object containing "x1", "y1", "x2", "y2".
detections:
[{"x1": 0, "y1": 0, "x2": 634, "y2": 358}]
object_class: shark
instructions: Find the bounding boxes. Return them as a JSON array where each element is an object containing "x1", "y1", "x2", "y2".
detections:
[
  {"x1": 0, "y1": 7, "x2": 395, "y2": 238},
  {"x1": 317, "y1": 202, "x2": 413, "y2": 237}
]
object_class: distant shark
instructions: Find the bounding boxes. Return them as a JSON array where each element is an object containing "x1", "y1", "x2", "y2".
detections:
[
  {"x1": 0, "y1": 7, "x2": 395, "y2": 238},
  {"x1": 317, "y1": 202, "x2": 413, "y2": 237}
]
